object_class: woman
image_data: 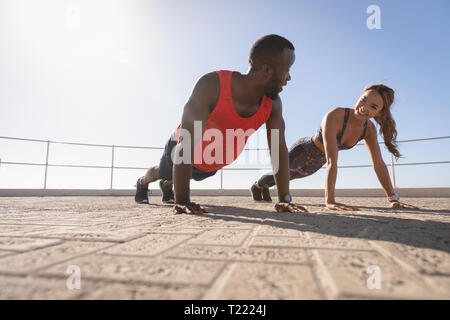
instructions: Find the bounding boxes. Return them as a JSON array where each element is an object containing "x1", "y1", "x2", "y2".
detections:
[{"x1": 251, "y1": 84, "x2": 418, "y2": 211}]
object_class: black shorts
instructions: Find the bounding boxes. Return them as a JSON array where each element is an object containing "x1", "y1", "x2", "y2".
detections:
[{"x1": 158, "y1": 136, "x2": 218, "y2": 181}]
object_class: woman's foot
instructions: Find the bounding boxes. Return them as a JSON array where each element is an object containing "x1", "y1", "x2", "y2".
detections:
[
  {"x1": 261, "y1": 186, "x2": 272, "y2": 202},
  {"x1": 250, "y1": 182, "x2": 263, "y2": 201}
]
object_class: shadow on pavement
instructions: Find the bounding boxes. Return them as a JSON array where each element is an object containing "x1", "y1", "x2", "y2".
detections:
[{"x1": 203, "y1": 204, "x2": 450, "y2": 254}]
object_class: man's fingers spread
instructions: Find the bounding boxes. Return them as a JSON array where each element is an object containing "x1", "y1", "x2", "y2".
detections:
[{"x1": 293, "y1": 205, "x2": 308, "y2": 213}]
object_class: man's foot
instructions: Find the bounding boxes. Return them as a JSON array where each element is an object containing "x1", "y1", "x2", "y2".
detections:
[
  {"x1": 135, "y1": 177, "x2": 149, "y2": 204},
  {"x1": 159, "y1": 180, "x2": 175, "y2": 204},
  {"x1": 250, "y1": 182, "x2": 263, "y2": 201},
  {"x1": 262, "y1": 186, "x2": 272, "y2": 202}
]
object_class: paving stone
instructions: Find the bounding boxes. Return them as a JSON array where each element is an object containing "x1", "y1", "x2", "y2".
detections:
[
  {"x1": 0, "y1": 219, "x2": 104, "y2": 227},
  {"x1": 250, "y1": 234, "x2": 372, "y2": 250},
  {"x1": 370, "y1": 241, "x2": 450, "y2": 275},
  {"x1": 80, "y1": 281, "x2": 205, "y2": 300},
  {"x1": 0, "y1": 241, "x2": 112, "y2": 274},
  {"x1": 0, "y1": 275, "x2": 86, "y2": 299},
  {"x1": 144, "y1": 227, "x2": 206, "y2": 235},
  {"x1": 187, "y1": 229, "x2": 252, "y2": 246},
  {"x1": 164, "y1": 244, "x2": 310, "y2": 264},
  {"x1": 101, "y1": 233, "x2": 193, "y2": 257},
  {"x1": 0, "y1": 250, "x2": 14, "y2": 257},
  {"x1": 0, "y1": 237, "x2": 63, "y2": 251},
  {"x1": 216, "y1": 263, "x2": 322, "y2": 299},
  {"x1": 0, "y1": 196, "x2": 448, "y2": 299},
  {"x1": 40, "y1": 254, "x2": 225, "y2": 286},
  {"x1": 256, "y1": 223, "x2": 311, "y2": 237},
  {"x1": 311, "y1": 249, "x2": 444, "y2": 299},
  {"x1": 19, "y1": 226, "x2": 146, "y2": 243},
  {"x1": 0, "y1": 225, "x2": 51, "y2": 236},
  {"x1": 423, "y1": 275, "x2": 450, "y2": 293},
  {"x1": 180, "y1": 216, "x2": 261, "y2": 229}
]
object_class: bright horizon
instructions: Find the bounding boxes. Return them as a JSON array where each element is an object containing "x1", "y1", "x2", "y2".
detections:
[{"x1": 1, "y1": 0, "x2": 449, "y2": 190}]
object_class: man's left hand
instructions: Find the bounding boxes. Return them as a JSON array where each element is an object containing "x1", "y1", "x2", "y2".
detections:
[{"x1": 275, "y1": 202, "x2": 309, "y2": 213}]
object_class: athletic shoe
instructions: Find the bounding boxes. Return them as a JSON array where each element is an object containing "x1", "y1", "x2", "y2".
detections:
[
  {"x1": 250, "y1": 182, "x2": 263, "y2": 201},
  {"x1": 134, "y1": 177, "x2": 149, "y2": 204},
  {"x1": 159, "y1": 180, "x2": 175, "y2": 203},
  {"x1": 262, "y1": 186, "x2": 272, "y2": 202}
]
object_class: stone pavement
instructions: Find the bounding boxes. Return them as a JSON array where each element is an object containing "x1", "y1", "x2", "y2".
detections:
[{"x1": 0, "y1": 196, "x2": 449, "y2": 300}]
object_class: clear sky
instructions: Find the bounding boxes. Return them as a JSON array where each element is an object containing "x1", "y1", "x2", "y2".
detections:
[{"x1": 1, "y1": 0, "x2": 449, "y2": 190}]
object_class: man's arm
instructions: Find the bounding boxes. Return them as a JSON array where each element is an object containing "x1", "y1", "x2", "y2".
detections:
[
  {"x1": 173, "y1": 72, "x2": 219, "y2": 209},
  {"x1": 265, "y1": 98, "x2": 289, "y2": 201},
  {"x1": 266, "y1": 98, "x2": 307, "y2": 213}
]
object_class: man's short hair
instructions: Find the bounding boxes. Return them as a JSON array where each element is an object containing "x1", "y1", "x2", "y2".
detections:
[{"x1": 249, "y1": 34, "x2": 295, "y2": 68}]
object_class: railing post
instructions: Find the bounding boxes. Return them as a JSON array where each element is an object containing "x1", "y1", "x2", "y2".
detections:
[
  {"x1": 43, "y1": 141, "x2": 50, "y2": 189},
  {"x1": 110, "y1": 145, "x2": 115, "y2": 190},
  {"x1": 391, "y1": 154, "x2": 397, "y2": 192}
]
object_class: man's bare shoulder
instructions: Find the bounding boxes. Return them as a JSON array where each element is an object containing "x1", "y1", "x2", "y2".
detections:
[
  {"x1": 194, "y1": 72, "x2": 220, "y2": 99},
  {"x1": 186, "y1": 72, "x2": 220, "y2": 112}
]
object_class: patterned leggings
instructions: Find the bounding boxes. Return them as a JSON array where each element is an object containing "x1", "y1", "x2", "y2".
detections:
[{"x1": 257, "y1": 136, "x2": 326, "y2": 188}]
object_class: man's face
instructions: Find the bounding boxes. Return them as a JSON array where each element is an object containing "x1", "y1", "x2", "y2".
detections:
[{"x1": 264, "y1": 48, "x2": 295, "y2": 100}]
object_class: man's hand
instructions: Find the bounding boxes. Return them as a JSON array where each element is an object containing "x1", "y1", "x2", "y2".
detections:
[
  {"x1": 326, "y1": 202, "x2": 360, "y2": 211},
  {"x1": 172, "y1": 202, "x2": 207, "y2": 214},
  {"x1": 389, "y1": 201, "x2": 419, "y2": 209},
  {"x1": 275, "y1": 202, "x2": 309, "y2": 213}
]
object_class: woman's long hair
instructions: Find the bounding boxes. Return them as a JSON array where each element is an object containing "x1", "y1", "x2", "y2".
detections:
[{"x1": 364, "y1": 84, "x2": 401, "y2": 159}]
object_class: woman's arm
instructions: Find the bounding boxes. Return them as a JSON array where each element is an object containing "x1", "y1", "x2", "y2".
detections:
[
  {"x1": 364, "y1": 121, "x2": 419, "y2": 209},
  {"x1": 364, "y1": 121, "x2": 395, "y2": 196},
  {"x1": 322, "y1": 109, "x2": 359, "y2": 211}
]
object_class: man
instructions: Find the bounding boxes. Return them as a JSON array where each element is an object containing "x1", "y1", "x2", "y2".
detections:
[{"x1": 135, "y1": 34, "x2": 307, "y2": 214}]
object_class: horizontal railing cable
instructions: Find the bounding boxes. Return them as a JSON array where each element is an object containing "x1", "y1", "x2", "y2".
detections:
[{"x1": 1, "y1": 135, "x2": 449, "y2": 190}]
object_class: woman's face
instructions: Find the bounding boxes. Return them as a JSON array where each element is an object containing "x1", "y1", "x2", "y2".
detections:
[{"x1": 354, "y1": 89, "x2": 384, "y2": 120}]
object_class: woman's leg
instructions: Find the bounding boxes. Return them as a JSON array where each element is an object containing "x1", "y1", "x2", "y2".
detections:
[{"x1": 251, "y1": 137, "x2": 326, "y2": 201}]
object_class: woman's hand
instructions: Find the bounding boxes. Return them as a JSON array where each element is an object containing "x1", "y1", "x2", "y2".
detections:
[
  {"x1": 275, "y1": 202, "x2": 309, "y2": 213},
  {"x1": 173, "y1": 202, "x2": 207, "y2": 214},
  {"x1": 389, "y1": 201, "x2": 419, "y2": 209},
  {"x1": 326, "y1": 202, "x2": 360, "y2": 211}
]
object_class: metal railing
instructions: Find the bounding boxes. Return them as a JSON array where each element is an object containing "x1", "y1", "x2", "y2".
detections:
[{"x1": 0, "y1": 135, "x2": 449, "y2": 190}]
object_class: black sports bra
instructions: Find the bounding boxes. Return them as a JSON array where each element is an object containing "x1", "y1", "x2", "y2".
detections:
[{"x1": 315, "y1": 108, "x2": 368, "y2": 150}]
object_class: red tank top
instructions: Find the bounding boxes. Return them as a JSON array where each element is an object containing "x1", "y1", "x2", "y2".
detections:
[{"x1": 175, "y1": 70, "x2": 273, "y2": 172}]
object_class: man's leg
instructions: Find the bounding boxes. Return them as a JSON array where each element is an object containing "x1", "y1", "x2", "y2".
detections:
[
  {"x1": 159, "y1": 179, "x2": 174, "y2": 203},
  {"x1": 141, "y1": 165, "x2": 160, "y2": 185},
  {"x1": 135, "y1": 137, "x2": 176, "y2": 204},
  {"x1": 135, "y1": 165, "x2": 160, "y2": 204}
]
